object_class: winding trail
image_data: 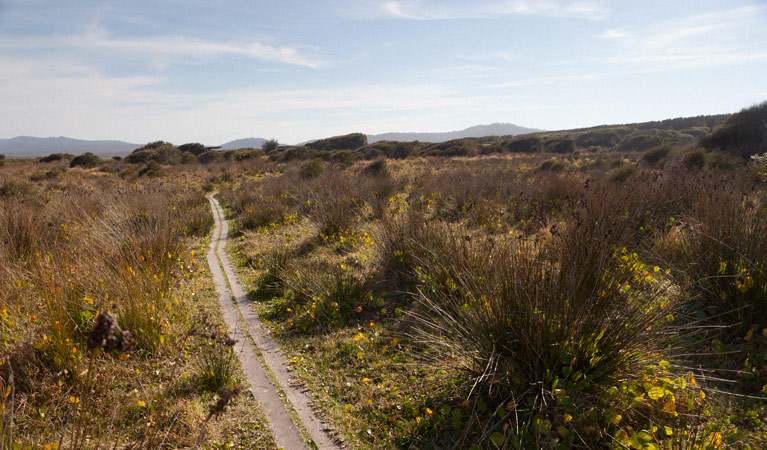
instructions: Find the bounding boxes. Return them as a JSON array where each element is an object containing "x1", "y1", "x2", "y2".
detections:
[{"x1": 206, "y1": 194, "x2": 341, "y2": 450}]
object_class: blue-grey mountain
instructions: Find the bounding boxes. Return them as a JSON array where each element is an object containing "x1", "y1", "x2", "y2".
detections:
[
  {"x1": 0, "y1": 136, "x2": 140, "y2": 157},
  {"x1": 367, "y1": 123, "x2": 541, "y2": 143}
]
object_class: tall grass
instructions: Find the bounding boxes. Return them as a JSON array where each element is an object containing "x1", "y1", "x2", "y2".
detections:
[
  {"x1": 405, "y1": 219, "x2": 680, "y2": 446},
  {"x1": 0, "y1": 169, "x2": 217, "y2": 447}
]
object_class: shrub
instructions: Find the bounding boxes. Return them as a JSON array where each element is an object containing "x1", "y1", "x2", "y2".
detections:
[
  {"x1": 618, "y1": 134, "x2": 663, "y2": 152},
  {"x1": 539, "y1": 158, "x2": 566, "y2": 172},
  {"x1": 682, "y1": 148, "x2": 706, "y2": 170},
  {"x1": 707, "y1": 152, "x2": 744, "y2": 170},
  {"x1": 180, "y1": 151, "x2": 198, "y2": 164},
  {"x1": 272, "y1": 146, "x2": 318, "y2": 162},
  {"x1": 69, "y1": 152, "x2": 102, "y2": 168},
  {"x1": 642, "y1": 145, "x2": 670, "y2": 167},
  {"x1": 546, "y1": 137, "x2": 576, "y2": 154},
  {"x1": 305, "y1": 133, "x2": 367, "y2": 151},
  {"x1": 752, "y1": 152, "x2": 767, "y2": 179},
  {"x1": 30, "y1": 168, "x2": 64, "y2": 181},
  {"x1": 610, "y1": 165, "x2": 636, "y2": 182},
  {"x1": 699, "y1": 101, "x2": 767, "y2": 158},
  {"x1": 262, "y1": 139, "x2": 279, "y2": 153},
  {"x1": 124, "y1": 149, "x2": 157, "y2": 164},
  {"x1": 391, "y1": 142, "x2": 415, "y2": 159},
  {"x1": 330, "y1": 150, "x2": 355, "y2": 167},
  {"x1": 39, "y1": 153, "x2": 74, "y2": 163},
  {"x1": 154, "y1": 145, "x2": 182, "y2": 165},
  {"x1": 119, "y1": 168, "x2": 137, "y2": 179},
  {"x1": 575, "y1": 129, "x2": 622, "y2": 147},
  {"x1": 178, "y1": 142, "x2": 207, "y2": 156},
  {"x1": 504, "y1": 134, "x2": 543, "y2": 153},
  {"x1": 198, "y1": 150, "x2": 223, "y2": 164},
  {"x1": 423, "y1": 139, "x2": 479, "y2": 157},
  {"x1": 233, "y1": 148, "x2": 263, "y2": 161},
  {"x1": 138, "y1": 160, "x2": 164, "y2": 177},
  {"x1": 299, "y1": 159, "x2": 325, "y2": 179},
  {"x1": 126, "y1": 141, "x2": 181, "y2": 164},
  {"x1": 363, "y1": 158, "x2": 389, "y2": 177}
]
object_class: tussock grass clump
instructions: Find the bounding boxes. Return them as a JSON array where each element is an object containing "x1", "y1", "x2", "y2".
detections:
[
  {"x1": 408, "y1": 217, "x2": 680, "y2": 446},
  {"x1": 282, "y1": 263, "x2": 373, "y2": 332},
  {"x1": 363, "y1": 158, "x2": 389, "y2": 177},
  {"x1": 305, "y1": 172, "x2": 362, "y2": 236}
]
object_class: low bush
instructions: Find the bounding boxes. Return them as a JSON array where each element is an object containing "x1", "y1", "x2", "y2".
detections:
[
  {"x1": 138, "y1": 160, "x2": 164, "y2": 177},
  {"x1": 504, "y1": 134, "x2": 543, "y2": 153},
  {"x1": 539, "y1": 158, "x2": 566, "y2": 172},
  {"x1": 39, "y1": 153, "x2": 74, "y2": 163},
  {"x1": 642, "y1": 145, "x2": 670, "y2": 167},
  {"x1": 261, "y1": 139, "x2": 279, "y2": 153},
  {"x1": 682, "y1": 148, "x2": 707, "y2": 170},
  {"x1": 618, "y1": 134, "x2": 663, "y2": 152},
  {"x1": 546, "y1": 137, "x2": 576, "y2": 153},
  {"x1": 70, "y1": 152, "x2": 102, "y2": 168},
  {"x1": 610, "y1": 165, "x2": 636, "y2": 182},
  {"x1": 700, "y1": 101, "x2": 767, "y2": 158},
  {"x1": 305, "y1": 133, "x2": 367, "y2": 152},
  {"x1": 363, "y1": 158, "x2": 389, "y2": 177},
  {"x1": 299, "y1": 159, "x2": 325, "y2": 179},
  {"x1": 707, "y1": 151, "x2": 744, "y2": 170},
  {"x1": 198, "y1": 150, "x2": 224, "y2": 164},
  {"x1": 575, "y1": 129, "x2": 622, "y2": 147}
]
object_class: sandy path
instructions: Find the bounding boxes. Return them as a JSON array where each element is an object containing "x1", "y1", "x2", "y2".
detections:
[{"x1": 206, "y1": 194, "x2": 341, "y2": 450}]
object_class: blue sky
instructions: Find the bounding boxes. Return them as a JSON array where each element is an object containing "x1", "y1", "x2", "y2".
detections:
[{"x1": 1, "y1": 0, "x2": 765, "y2": 145}]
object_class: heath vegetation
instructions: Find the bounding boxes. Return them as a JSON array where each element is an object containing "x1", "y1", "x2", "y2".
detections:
[
  {"x1": 216, "y1": 106, "x2": 766, "y2": 449},
  {"x1": 0, "y1": 161, "x2": 275, "y2": 449},
  {"x1": 2, "y1": 104, "x2": 766, "y2": 449}
]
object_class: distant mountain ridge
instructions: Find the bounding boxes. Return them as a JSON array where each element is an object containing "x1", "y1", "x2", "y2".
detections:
[
  {"x1": 0, "y1": 136, "x2": 140, "y2": 157},
  {"x1": 220, "y1": 138, "x2": 267, "y2": 150},
  {"x1": 367, "y1": 123, "x2": 541, "y2": 143}
]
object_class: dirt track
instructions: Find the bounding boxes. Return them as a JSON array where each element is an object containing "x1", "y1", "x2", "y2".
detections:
[{"x1": 206, "y1": 194, "x2": 341, "y2": 450}]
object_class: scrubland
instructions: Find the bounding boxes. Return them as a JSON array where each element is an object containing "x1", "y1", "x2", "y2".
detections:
[
  {"x1": 2, "y1": 103, "x2": 767, "y2": 449},
  {"x1": 0, "y1": 161, "x2": 275, "y2": 449},
  {"x1": 219, "y1": 149, "x2": 767, "y2": 449}
]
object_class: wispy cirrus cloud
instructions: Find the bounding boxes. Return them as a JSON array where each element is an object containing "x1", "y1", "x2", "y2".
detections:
[
  {"x1": 457, "y1": 50, "x2": 516, "y2": 63},
  {"x1": 0, "y1": 26, "x2": 326, "y2": 69},
  {"x1": 0, "y1": 54, "x2": 544, "y2": 143},
  {"x1": 597, "y1": 5, "x2": 767, "y2": 70},
  {"x1": 375, "y1": 0, "x2": 609, "y2": 21}
]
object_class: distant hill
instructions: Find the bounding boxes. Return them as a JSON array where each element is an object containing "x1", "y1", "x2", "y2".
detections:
[
  {"x1": 220, "y1": 138, "x2": 267, "y2": 150},
  {"x1": 367, "y1": 123, "x2": 541, "y2": 143},
  {"x1": 0, "y1": 136, "x2": 140, "y2": 157}
]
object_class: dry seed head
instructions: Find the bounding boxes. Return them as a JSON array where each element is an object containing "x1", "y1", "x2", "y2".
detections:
[
  {"x1": 208, "y1": 385, "x2": 242, "y2": 418},
  {"x1": 87, "y1": 311, "x2": 135, "y2": 353}
]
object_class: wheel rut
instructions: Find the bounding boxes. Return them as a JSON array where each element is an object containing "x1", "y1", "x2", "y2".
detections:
[{"x1": 206, "y1": 194, "x2": 342, "y2": 450}]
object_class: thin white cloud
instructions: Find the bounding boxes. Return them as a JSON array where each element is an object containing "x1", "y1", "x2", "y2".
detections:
[
  {"x1": 0, "y1": 55, "x2": 544, "y2": 143},
  {"x1": 457, "y1": 50, "x2": 515, "y2": 63},
  {"x1": 596, "y1": 5, "x2": 767, "y2": 70},
  {"x1": 0, "y1": 27, "x2": 325, "y2": 69},
  {"x1": 373, "y1": 0, "x2": 608, "y2": 20},
  {"x1": 493, "y1": 72, "x2": 599, "y2": 88}
]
